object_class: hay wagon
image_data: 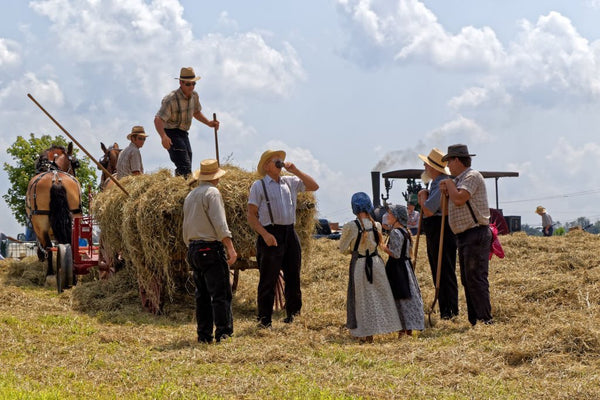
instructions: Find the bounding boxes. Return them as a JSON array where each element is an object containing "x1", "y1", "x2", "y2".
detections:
[{"x1": 93, "y1": 168, "x2": 316, "y2": 315}]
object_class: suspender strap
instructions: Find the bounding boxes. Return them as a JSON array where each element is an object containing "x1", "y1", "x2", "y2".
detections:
[
  {"x1": 260, "y1": 178, "x2": 275, "y2": 226},
  {"x1": 466, "y1": 200, "x2": 479, "y2": 225}
]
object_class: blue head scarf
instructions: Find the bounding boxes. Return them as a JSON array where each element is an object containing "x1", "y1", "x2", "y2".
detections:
[
  {"x1": 387, "y1": 204, "x2": 408, "y2": 226},
  {"x1": 351, "y1": 192, "x2": 373, "y2": 215}
]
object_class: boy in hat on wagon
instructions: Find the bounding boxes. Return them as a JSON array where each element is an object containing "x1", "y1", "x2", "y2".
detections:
[
  {"x1": 116, "y1": 126, "x2": 148, "y2": 179},
  {"x1": 439, "y1": 144, "x2": 493, "y2": 326},
  {"x1": 154, "y1": 67, "x2": 220, "y2": 177},
  {"x1": 247, "y1": 149, "x2": 319, "y2": 328},
  {"x1": 183, "y1": 159, "x2": 238, "y2": 343}
]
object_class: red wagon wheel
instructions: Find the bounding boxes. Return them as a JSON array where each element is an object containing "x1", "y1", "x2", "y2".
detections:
[{"x1": 138, "y1": 276, "x2": 162, "y2": 315}]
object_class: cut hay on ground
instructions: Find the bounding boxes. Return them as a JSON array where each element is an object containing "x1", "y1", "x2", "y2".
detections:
[
  {"x1": 1, "y1": 229, "x2": 599, "y2": 398},
  {"x1": 91, "y1": 165, "x2": 316, "y2": 308}
]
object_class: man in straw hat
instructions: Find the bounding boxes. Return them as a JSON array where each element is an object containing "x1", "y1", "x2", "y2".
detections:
[
  {"x1": 116, "y1": 126, "x2": 148, "y2": 179},
  {"x1": 154, "y1": 67, "x2": 220, "y2": 177},
  {"x1": 417, "y1": 148, "x2": 459, "y2": 320},
  {"x1": 247, "y1": 149, "x2": 319, "y2": 328},
  {"x1": 535, "y1": 206, "x2": 553, "y2": 236},
  {"x1": 439, "y1": 144, "x2": 493, "y2": 326},
  {"x1": 183, "y1": 159, "x2": 238, "y2": 343}
]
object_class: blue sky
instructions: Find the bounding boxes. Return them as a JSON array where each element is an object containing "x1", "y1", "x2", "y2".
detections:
[{"x1": 2, "y1": 0, "x2": 600, "y2": 236}]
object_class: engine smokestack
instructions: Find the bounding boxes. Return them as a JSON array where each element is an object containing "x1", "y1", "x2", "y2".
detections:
[{"x1": 371, "y1": 171, "x2": 381, "y2": 207}]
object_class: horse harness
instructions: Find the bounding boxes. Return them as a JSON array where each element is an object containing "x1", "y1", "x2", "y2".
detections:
[{"x1": 27, "y1": 170, "x2": 82, "y2": 216}]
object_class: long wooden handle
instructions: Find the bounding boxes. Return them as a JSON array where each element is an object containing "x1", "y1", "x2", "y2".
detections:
[
  {"x1": 412, "y1": 211, "x2": 423, "y2": 271},
  {"x1": 429, "y1": 194, "x2": 447, "y2": 319},
  {"x1": 27, "y1": 93, "x2": 129, "y2": 196},
  {"x1": 213, "y1": 113, "x2": 220, "y2": 166}
]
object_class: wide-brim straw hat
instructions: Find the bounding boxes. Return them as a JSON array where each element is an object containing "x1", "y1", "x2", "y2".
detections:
[
  {"x1": 192, "y1": 159, "x2": 227, "y2": 181},
  {"x1": 127, "y1": 126, "x2": 149, "y2": 141},
  {"x1": 535, "y1": 206, "x2": 546, "y2": 215},
  {"x1": 257, "y1": 149, "x2": 286, "y2": 176},
  {"x1": 418, "y1": 148, "x2": 450, "y2": 175},
  {"x1": 441, "y1": 144, "x2": 476, "y2": 162},
  {"x1": 175, "y1": 67, "x2": 201, "y2": 82}
]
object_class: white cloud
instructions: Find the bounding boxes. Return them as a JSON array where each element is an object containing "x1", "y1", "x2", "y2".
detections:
[
  {"x1": 28, "y1": 0, "x2": 305, "y2": 103},
  {"x1": 0, "y1": 38, "x2": 20, "y2": 67},
  {"x1": 547, "y1": 137, "x2": 600, "y2": 174},
  {"x1": 336, "y1": 0, "x2": 505, "y2": 70},
  {"x1": 426, "y1": 115, "x2": 492, "y2": 144}
]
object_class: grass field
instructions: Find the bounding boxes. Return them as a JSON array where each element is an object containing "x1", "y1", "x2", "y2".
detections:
[{"x1": 1, "y1": 231, "x2": 599, "y2": 399}]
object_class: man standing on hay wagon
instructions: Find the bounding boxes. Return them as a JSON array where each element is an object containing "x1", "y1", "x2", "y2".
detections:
[
  {"x1": 116, "y1": 126, "x2": 147, "y2": 178},
  {"x1": 440, "y1": 144, "x2": 493, "y2": 326},
  {"x1": 183, "y1": 159, "x2": 238, "y2": 344},
  {"x1": 247, "y1": 149, "x2": 319, "y2": 328},
  {"x1": 535, "y1": 206, "x2": 553, "y2": 236},
  {"x1": 154, "y1": 67, "x2": 220, "y2": 177}
]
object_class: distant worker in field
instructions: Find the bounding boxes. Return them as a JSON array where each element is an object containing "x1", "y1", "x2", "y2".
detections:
[
  {"x1": 154, "y1": 67, "x2": 220, "y2": 177},
  {"x1": 247, "y1": 149, "x2": 319, "y2": 328},
  {"x1": 440, "y1": 144, "x2": 493, "y2": 326},
  {"x1": 116, "y1": 126, "x2": 148, "y2": 179},
  {"x1": 417, "y1": 148, "x2": 459, "y2": 320},
  {"x1": 536, "y1": 206, "x2": 553, "y2": 236},
  {"x1": 406, "y1": 202, "x2": 420, "y2": 236},
  {"x1": 183, "y1": 159, "x2": 237, "y2": 344}
]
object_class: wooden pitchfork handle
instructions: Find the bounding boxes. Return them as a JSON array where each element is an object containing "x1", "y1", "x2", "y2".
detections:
[
  {"x1": 428, "y1": 194, "x2": 447, "y2": 325},
  {"x1": 411, "y1": 211, "x2": 423, "y2": 271},
  {"x1": 213, "y1": 113, "x2": 220, "y2": 166}
]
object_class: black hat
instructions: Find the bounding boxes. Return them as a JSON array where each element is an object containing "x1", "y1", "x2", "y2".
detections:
[{"x1": 441, "y1": 144, "x2": 476, "y2": 161}]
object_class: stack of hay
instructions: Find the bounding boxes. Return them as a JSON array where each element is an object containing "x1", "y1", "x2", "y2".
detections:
[{"x1": 92, "y1": 165, "x2": 317, "y2": 309}]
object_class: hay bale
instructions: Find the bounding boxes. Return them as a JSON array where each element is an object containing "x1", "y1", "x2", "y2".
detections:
[{"x1": 92, "y1": 165, "x2": 317, "y2": 307}]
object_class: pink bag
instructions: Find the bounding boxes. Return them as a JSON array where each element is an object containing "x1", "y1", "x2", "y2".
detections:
[{"x1": 489, "y1": 223, "x2": 504, "y2": 260}]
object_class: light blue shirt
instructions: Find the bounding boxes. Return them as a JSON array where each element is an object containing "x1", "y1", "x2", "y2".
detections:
[
  {"x1": 248, "y1": 175, "x2": 305, "y2": 226},
  {"x1": 424, "y1": 174, "x2": 449, "y2": 217}
]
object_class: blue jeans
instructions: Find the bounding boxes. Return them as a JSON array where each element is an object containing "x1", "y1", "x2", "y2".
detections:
[
  {"x1": 165, "y1": 128, "x2": 192, "y2": 177},
  {"x1": 187, "y1": 241, "x2": 233, "y2": 342}
]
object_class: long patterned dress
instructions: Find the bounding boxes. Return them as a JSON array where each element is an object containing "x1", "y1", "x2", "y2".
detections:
[
  {"x1": 339, "y1": 218, "x2": 402, "y2": 338},
  {"x1": 387, "y1": 227, "x2": 425, "y2": 331}
]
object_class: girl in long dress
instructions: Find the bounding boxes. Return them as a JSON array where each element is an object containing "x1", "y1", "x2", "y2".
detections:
[
  {"x1": 382, "y1": 204, "x2": 425, "y2": 336},
  {"x1": 340, "y1": 192, "x2": 402, "y2": 343}
]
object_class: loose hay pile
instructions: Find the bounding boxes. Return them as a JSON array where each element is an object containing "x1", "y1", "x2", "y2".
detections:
[{"x1": 91, "y1": 166, "x2": 316, "y2": 309}]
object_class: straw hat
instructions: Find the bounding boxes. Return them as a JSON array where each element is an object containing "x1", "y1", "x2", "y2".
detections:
[
  {"x1": 192, "y1": 159, "x2": 227, "y2": 181},
  {"x1": 418, "y1": 148, "x2": 450, "y2": 175},
  {"x1": 535, "y1": 206, "x2": 546, "y2": 215},
  {"x1": 441, "y1": 144, "x2": 476, "y2": 162},
  {"x1": 175, "y1": 67, "x2": 201, "y2": 82},
  {"x1": 127, "y1": 126, "x2": 148, "y2": 141},
  {"x1": 257, "y1": 149, "x2": 286, "y2": 176}
]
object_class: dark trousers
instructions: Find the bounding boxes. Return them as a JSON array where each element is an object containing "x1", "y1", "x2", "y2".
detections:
[
  {"x1": 256, "y1": 224, "x2": 302, "y2": 324},
  {"x1": 423, "y1": 215, "x2": 459, "y2": 319},
  {"x1": 187, "y1": 241, "x2": 233, "y2": 342},
  {"x1": 165, "y1": 128, "x2": 192, "y2": 177},
  {"x1": 456, "y1": 225, "x2": 493, "y2": 325}
]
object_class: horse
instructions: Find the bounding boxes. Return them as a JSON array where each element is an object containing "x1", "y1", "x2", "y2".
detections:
[
  {"x1": 25, "y1": 169, "x2": 82, "y2": 280},
  {"x1": 99, "y1": 142, "x2": 121, "y2": 190},
  {"x1": 35, "y1": 143, "x2": 80, "y2": 175}
]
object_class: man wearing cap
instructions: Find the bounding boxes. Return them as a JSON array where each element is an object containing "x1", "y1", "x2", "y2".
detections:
[
  {"x1": 247, "y1": 150, "x2": 319, "y2": 328},
  {"x1": 535, "y1": 206, "x2": 553, "y2": 236},
  {"x1": 116, "y1": 126, "x2": 148, "y2": 179},
  {"x1": 183, "y1": 159, "x2": 237, "y2": 344},
  {"x1": 154, "y1": 67, "x2": 220, "y2": 177},
  {"x1": 439, "y1": 144, "x2": 493, "y2": 326},
  {"x1": 417, "y1": 148, "x2": 459, "y2": 320}
]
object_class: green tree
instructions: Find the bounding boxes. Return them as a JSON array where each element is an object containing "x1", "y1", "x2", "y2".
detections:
[{"x1": 2, "y1": 133, "x2": 98, "y2": 227}]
